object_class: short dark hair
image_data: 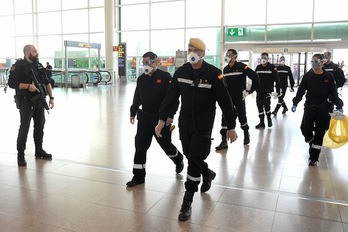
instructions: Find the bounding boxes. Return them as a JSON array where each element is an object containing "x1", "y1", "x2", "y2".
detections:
[
  {"x1": 261, "y1": 52, "x2": 269, "y2": 57},
  {"x1": 313, "y1": 53, "x2": 324, "y2": 60},
  {"x1": 143, "y1": 51, "x2": 157, "y2": 60},
  {"x1": 227, "y1": 49, "x2": 238, "y2": 56}
]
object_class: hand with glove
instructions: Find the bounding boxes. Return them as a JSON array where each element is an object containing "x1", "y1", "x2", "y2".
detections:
[
  {"x1": 291, "y1": 105, "x2": 297, "y2": 112},
  {"x1": 242, "y1": 90, "x2": 249, "y2": 99},
  {"x1": 290, "y1": 87, "x2": 294, "y2": 92},
  {"x1": 336, "y1": 108, "x2": 344, "y2": 113}
]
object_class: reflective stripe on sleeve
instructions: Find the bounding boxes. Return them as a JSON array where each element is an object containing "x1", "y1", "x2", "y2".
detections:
[
  {"x1": 311, "y1": 144, "x2": 322, "y2": 150},
  {"x1": 256, "y1": 71, "x2": 272, "y2": 74},
  {"x1": 224, "y1": 72, "x2": 243, "y2": 76}
]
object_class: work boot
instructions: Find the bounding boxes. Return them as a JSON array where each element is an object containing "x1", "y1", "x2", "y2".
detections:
[
  {"x1": 267, "y1": 115, "x2": 273, "y2": 127},
  {"x1": 17, "y1": 153, "x2": 27, "y2": 167},
  {"x1": 272, "y1": 104, "x2": 281, "y2": 116},
  {"x1": 35, "y1": 148, "x2": 52, "y2": 160},
  {"x1": 255, "y1": 122, "x2": 265, "y2": 129},
  {"x1": 282, "y1": 103, "x2": 288, "y2": 114},
  {"x1": 243, "y1": 130, "x2": 250, "y2": 145},
  {"x1": 215, "y1": 140, "x2": 228, "y2": 150},
  {"x1": 201, "y1": 170, "x2": 216, "y2": 192},
  {"x1": 175, "y1": 160, "x2": 184, "y2": 174},
  {"x1": 178, "y1": 191, "x2": 194, "y2": 221},
  {"x1": 126, "y1": 176, "x2": 145, "y2": 187}
]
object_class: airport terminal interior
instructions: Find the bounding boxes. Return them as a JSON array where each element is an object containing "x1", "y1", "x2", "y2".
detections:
[{"x1": 1, "y1": 0, "x2": 348, "y2": 231}]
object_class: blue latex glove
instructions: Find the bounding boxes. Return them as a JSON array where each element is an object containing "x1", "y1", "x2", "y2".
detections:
[
  {"x1": 291, "y1": 105, "x2": 297, "y2": 112},
  {"x1": 336, "y1": 108, "x2": 344, "y2": 113}
]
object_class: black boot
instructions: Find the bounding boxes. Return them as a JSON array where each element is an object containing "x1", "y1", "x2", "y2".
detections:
[
  {"x1": 175, "y1": 152, "x2": 184, "y2": 174},
  {"x1": 178, "y1": 191, "x2": 194, "y2": 221},
  {"x1": 35, "y1": 148, "x2": 52, "y2": 160},
  {"x1": 272, "y1": 104, "x2": 281, "y2": 116},
  {"x1": 267, "y1": 114, "x2": 272, "y2": 127},
  {"x1": 243, "y1": 130, "x2": 250, "y2": 145},
  {"x1": 255, "y1": 115, "x2": 265, "y2": 129},
  {"x1": 17, "y1": 152, "x2": 27, "y2": 167},
  {"x1": 282, "y1": 103, "x2": 288, "y2": 114},
  {"x1": 201, "y1": 169, "x2": 216, "y2": 192},
  {"x1": 215, "y1": 137, "x2": 228, "y2": 150}
]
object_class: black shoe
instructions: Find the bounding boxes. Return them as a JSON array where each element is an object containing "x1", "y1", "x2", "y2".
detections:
[
  {"x1": 282, "y1": 108, "x2": 288, "y2": 114},
  {"x1": 201, "y1": 170, "x2": 216, "y2": 192},
  {"x1": 255, "y1": 122, "x2": 265, "y2": 129},
  {"x1": 267, "y1": 117, "x2": 273, "y2": 127},
  {"x1": 243, "y1": 131, "x2": 250, "y2": 145},
  {"x1": 17, "y1": 156, "x2": 27, "y2": 167},
  {"x1": 178, "y1": 192, "x2": 193, "y2": 221},
  {"x1": 176, "y1": 161, "x2": 184, "y2": 174},
  {"x1": 126, "y1": 177, "x2": 145, "y2": 187},
  {"x1": 215, "y1": 141, "x2": 228, "y2": 150},
  {"x1": 35, "y1": 149, "x2": 52, "y2": 160},
  {"x1": 271, "y1": 111, "x2": 277, "y2": 116}
]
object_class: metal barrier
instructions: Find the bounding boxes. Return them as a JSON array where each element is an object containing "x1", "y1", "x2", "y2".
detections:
[
  {"x1": 85, "y1": 71, "x2": 102, "y2": 86},
  {"x1": 98, "y1": 70, "x2": 113, "y2": 84}
]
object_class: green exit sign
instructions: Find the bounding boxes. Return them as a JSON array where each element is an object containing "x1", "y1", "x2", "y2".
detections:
[{"x1": 227, "y1": 27, "x2": 245, "y2": 37}]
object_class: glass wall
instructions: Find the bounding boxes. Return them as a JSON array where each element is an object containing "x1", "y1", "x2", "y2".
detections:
[{"x1": 0, "y1": 0, "x2": 105, "y2": 75}]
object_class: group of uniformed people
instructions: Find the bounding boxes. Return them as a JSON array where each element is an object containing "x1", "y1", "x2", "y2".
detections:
[
  {"x1": 128, "y1": 37, "x2": 345, "y2": 221},
  {"x1": 8, "y1": 41, "x2": 345, "y2": 223}
]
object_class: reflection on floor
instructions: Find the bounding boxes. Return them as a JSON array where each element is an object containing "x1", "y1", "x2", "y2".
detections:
[{"x1": 0, "y1": 83, "x2": 347, "y2": 232}]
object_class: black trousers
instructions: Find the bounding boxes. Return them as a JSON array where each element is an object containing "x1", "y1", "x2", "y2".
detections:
[
  {"x1": 277, "y1": 87, "x2": 288, "y2": 106},
  {"x1": 220, "y1": 94, "x2": 248, "y2": 136},
  {"x1": 133, "y1": 110, "x2": 181, "y2": 181},
  {"x1": 300, "y1": 104, "x2": 330, "y2": 162},
  {"x1": 17, "y1": 96, "x2": 46, "y2": 153},
  {"x1": 180, "y1": 130, "x2": 211, "y2": 193},
  {"x1": 256, "y1": 92, "x2": 272, "y2": 116}
]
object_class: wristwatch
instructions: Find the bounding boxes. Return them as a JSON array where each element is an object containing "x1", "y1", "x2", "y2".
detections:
[{"x1": 50, "y1": 97, "x2": 54, "y2": 100}]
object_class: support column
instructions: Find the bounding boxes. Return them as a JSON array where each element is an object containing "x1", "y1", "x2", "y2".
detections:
[{"x1": 104, "y1": 0, "x2": 114, "y2": 79}]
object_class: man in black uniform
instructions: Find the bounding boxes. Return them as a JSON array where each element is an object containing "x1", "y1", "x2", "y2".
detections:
[
  {"x1": 323, "y1": 51, "x2": 345, "y2": 111},
  {"x1": 45, "y1": 62, "x2": 55, "y2": 88},
  {"x1": 323, "y1": 52, "x2": 346, "y2": 89},
  {"x1": 255, "y1": 52, "x2": 281, "y2": 128},
  {"x1": 8, "y1": 44, "x2": 54, "y2": 166},
  {"x1": 215, "y1": 48, "x2": 259, "y2": 149},
  {"x1": 126, "y1": 51, "x2": 184, "y2": 187},
  {"x1": 155, "y1": 38, "x2": 238, "y2": 221},
  {"x1": 272, "y1": 56, "x2": 295, "y2": 116},
  {"x1": 292, "y1": 54, "x2": 343, "y2": 166}
]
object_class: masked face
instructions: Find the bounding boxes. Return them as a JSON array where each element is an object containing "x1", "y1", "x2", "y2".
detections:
[
  {"x1": 29, "y1": 53, "x2": 39, "y2": 64},
  {"x1": 311, "y1": 60, "x2": 321, "y2": 70},
  {"x1": 188, "y1": 52, "x2": 201, "y2": 64},
  {"x1": 261, "y1": 58, "x2": 268, "y2": 65},
  {"x1": 143, "y1": 65, "x2": 154, "y2": 75},
  {"x1": 224, "y1": 56, "x2": 231, "y2": 63}
]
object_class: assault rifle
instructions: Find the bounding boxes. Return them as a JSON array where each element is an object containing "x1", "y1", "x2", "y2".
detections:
[{"x1": 30, "y1": 67, "x2": 50, "y2": 114}]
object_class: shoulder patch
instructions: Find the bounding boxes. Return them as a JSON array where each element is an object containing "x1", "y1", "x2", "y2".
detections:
[
  {"x1": 218, "y1": 74, "x2": 223, "y2": 79},
  {"x1": 10, "y1": 64, "x2": 15, "y2": 72}
]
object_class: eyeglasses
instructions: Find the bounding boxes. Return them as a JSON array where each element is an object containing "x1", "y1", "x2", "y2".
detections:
[
  {"x1": 140, "y1": 59, "x2": 155, "y2": 66},
  {"x1": 311, "y1": 60, "x2": 321, "y2": 64}
]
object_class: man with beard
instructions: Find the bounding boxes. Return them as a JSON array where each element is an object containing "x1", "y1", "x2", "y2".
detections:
[{"x1": 8, "y1": 44, "x2": 54, "y2": 166}]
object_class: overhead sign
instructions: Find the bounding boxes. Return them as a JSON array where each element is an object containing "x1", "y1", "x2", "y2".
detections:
[{"x1": 227, "y1": 27, "x2": 245, "y2": 37}]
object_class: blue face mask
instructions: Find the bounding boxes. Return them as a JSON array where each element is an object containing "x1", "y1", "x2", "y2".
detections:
[{"x1": 311, "y1": 60, "x2": 320, "y2": 70}]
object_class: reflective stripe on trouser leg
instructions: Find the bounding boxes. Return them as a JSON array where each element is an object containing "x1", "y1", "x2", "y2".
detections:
[
  {"x1": 133, "y1": 163, "x2": 146, "y2": 181},
  {"x1": 167, "y1": 149, "x2": 178, "y2": 158},
  {"x1": 309, "y1": 143, "x2": 321, "y2": 162}
]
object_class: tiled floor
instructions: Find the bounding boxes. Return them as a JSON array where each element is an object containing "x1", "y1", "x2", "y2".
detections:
[{"x1": 0, "y1": 82, "x2": 347, "y2": 232}]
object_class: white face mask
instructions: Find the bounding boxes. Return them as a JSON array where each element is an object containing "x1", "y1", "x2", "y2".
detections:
[
  {"x1": 261, "y1": 58, "x2": 267, "y2": 65},
  {"x1": 143, "y1": 65, "x2": 153, "y2": 75},
  {"x1": 280, "y1": 60, "x2": 285, "y2": 65},
  {"x1": 188, "y1": 52, "x2": 201, "y2": 64},
  {"x1": 224, "y1": 57, "x2": 231, "y2": 63}
]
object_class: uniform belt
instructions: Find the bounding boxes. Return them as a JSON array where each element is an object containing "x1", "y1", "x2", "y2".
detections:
[{"x1": 139, "y1": 109, "x2": 158, "y2": 116}]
